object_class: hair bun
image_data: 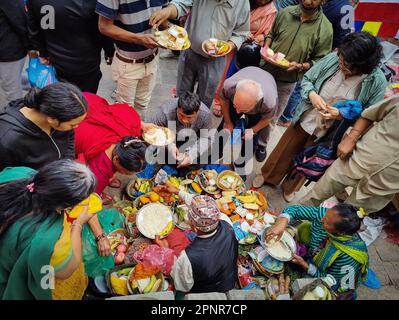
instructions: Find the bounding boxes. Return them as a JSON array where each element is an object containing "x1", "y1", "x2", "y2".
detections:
[{"x1": 24, "y1": 88, "x2": 40, "y2": 109}]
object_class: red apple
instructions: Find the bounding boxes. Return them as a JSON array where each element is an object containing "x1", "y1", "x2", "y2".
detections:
[
  {"x1": 114, "y1": 252, "x2": 125, "y2": 265},
  {"x1": 116, "y1": 244, "x2": 127, "y2": 253}
]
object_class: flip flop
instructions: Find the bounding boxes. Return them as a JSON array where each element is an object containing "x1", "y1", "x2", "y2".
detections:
[{"x1": 108, "y1": 178, "x2": 122, "y2": 189}]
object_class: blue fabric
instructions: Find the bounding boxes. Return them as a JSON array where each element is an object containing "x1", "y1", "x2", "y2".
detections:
[
  {"x1": 136, "y1": 163, "x2": 156, "y2": 179},
  {"x1": 280, "y1": 82, "x2": 302, "y2": 123},
  {"x1": 363, "y1": 267, "x2": 381, "y2": 289},
  {"x1": 203, "y1": 164, "x2": 230, "y2": 173},
  {"x1": 161, "y1": 165, "x2": 178, "y2": 176},
  {"x1": 226, "y1": 56, "x2": 239, "y2": 79},
  {"x1": 334, "y1": 100, "x2": 363, "y2": 121}
]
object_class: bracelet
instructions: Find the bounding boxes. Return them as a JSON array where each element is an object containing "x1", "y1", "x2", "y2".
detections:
[
  {"x1": 95, "y1": 233, "x2": 107, "y2": 242},
  {"x1": 71, "y1": 221, "x2": 83, "y2": 230}
]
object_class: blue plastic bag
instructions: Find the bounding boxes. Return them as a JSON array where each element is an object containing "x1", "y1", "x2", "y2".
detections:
[{"x1": 27, "y1": 57, "x2": 58, "y2": 89}]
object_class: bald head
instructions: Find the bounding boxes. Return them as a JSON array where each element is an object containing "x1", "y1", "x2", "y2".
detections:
[{"x1": 233, "y1": 80, "x2": 263, "y2": 114}]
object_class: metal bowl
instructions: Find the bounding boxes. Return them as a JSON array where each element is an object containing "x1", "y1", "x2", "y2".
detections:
[
  {"x1": 136, "y1": 203, "x2": 173, "y2": 239},
  {"x1": 260, "y1": 226, "x2": 297, "y2": 262}
]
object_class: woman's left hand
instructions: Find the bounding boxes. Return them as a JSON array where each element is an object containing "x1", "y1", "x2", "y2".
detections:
[
  {"x1": 254, "y1": 34, "x2": 265, "y2": 46},
  {"x1": 97, "y1": 237, "x2": 112, "y2": 256},
  {"x1": 291, "y1": 254, "x2": 309, "y2": 270},
  {"x1": 319, "y1": 105, "x2": 342, "y2": 120}
]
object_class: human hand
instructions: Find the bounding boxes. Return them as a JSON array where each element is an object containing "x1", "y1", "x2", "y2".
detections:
[
  {"x1": 337, "y1": 134, "x2": 357, "y2": 160},
  {"x1": 243, "y1": 129, "x2": 254, "y2": 141},
  {"x1": 287, "y1": 61, "x2": 302, "y2": 72},
  {"x1": 97, "y1": 237, "x2": 112, "y2": 256},
  {"x1": 291, "y1": 254, "x2": 308, "y2": 270},
  {"x1": 150, "y1": 7, "x2": 172, "y2": 29},
  {"x1": 137, "y1": 34, "x2": 159, "y2": 49},
  {"x1": 319, "y1": 105, "x2": 342, "y2": 120},
  {"x1": 309, "y1": 92, "x2": 328, "y2": 111},
  {"x1": 166, "y1": 184, "x2": 180, "y2": 194},
  {"x1": 154, "y1": 235, "x2": 169, "y2": 248},
  {"x1": 265, "y1": 219, "x2": 287, "y2": 242},
  {"x1": 39, "y1": 57, "x2": 50, "y2": 65},
  {"x1": 141, "y1": 122, "x2": 159, "y2": 133},
  {"x1": 74, "y1": 204, "x2": 95, "y2": 225},
  {"x1": 224, "y1": 121, "x2": 234, "y2": 133},
  {"x1": 254, "y1": 34, "x2": 265, "y2": 46},
  {"x1": 177, "y1": 154, "x2": 192, "y2": 168},
  {"x1": 246, "y1": 33, "x2": 255, "y2": 42}
]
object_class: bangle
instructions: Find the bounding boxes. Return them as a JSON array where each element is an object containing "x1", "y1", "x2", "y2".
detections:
[
  {"x1": 71, "y1": 221, "x2": 83, "y2": 230},
  {"x1": 95, "y1": 233, "x2": 106, "y2": 242}
]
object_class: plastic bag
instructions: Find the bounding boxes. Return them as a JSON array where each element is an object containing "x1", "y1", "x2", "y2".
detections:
[
  {"x1": 133, "y1": 245, "x2": 175, "y2": 275},
  {"x1": 27, "y1": 57, "x2": 58, "y2": 89},
  {"x1": 82, "y1": 208, "x2": 125, "y2": 278}
]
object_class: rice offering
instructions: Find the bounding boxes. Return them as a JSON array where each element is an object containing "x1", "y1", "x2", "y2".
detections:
[
  {"x1": 143, "y1": 127, "x2": 174, "y2": 146},
  {"x1": 137, "y1": 204, "x2": 173, "y2": 239},
  {"x1": 264, "y1": 237, "x2": 292, "y2": 261}
]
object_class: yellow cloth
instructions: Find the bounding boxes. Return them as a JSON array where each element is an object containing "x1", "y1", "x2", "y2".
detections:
[{"x1": 50, "y1": 215, "x2": 88, "y2": 300}]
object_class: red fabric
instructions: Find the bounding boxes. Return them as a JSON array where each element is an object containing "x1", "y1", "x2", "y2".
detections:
[
  {"x1": 75, "y1": 93, "x2": 142, "y2": 162},
  {"x1": 355, "y1": 3, "x2": 399, "y2": 24},
  {"x1": 88, "y1": 151, "x2": 115, "y2": 195},
  {"x1": 166, "y1": 228, "x2": 191, "y2": 257}
]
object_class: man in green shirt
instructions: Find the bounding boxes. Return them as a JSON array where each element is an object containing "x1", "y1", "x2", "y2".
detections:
[{"x1": 261, "y1": 0, "x2": 333, "y2": 129}]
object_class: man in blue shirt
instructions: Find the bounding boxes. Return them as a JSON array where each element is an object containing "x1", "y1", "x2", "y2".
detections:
[{"x1": 97, "y1": 0, "x2": 169, "y2": 117}]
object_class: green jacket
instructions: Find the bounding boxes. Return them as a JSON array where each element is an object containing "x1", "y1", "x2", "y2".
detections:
[
  {"x1": 292, "y1": 52, "x2": 388, "y2": 123},
  {"x1": 261, "y1": 5, "x2": 333, "y2": 83}
]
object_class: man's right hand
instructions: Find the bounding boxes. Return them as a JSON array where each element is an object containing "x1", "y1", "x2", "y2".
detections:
[
  {"x1": 337, "y1": 134, "x2": 357, "y2": 160},
  {"x1": 150, "y1": 7, "x2": 173, "y2": 28},
  {"x1": 136, "y1": 34, "x2": 159, "y2": 49},
  {"x1": 224, "y1": 121, "x2": 234, "y2": 133}
]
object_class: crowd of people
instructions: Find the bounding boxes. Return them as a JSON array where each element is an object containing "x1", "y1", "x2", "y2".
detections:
[{"x1": 0, "y1": 0, "x2": 398, "y2": 300}]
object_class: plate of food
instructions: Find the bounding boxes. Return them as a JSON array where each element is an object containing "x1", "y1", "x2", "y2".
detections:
[
  {"x1": 261, "y1": 47, "x2": 290, "y2": 69},
  {"x1": 136, "y1": 203, "x2": 174, "y2": 239},
  {"x1": 217, "y1": 170, "x2": 244, "y2": 191},
  {"x1": 196, "y1": 170, "x2": 220, "y2": 194},
  {"x1": 154, "y1": 24, "x2": 191, "y2": 51},
  {"x1": 202, "y1": 38, "x2": 232, "y2": 57},
  {"x1": 173, "y1": 204, "x2": 191, "y2": 231},
  {"x1": 142, "y1": 127, "x2": 175, "y2": 147},
  {"x1": 260, "y1": 226, "x2": 297, "y2": 262}
]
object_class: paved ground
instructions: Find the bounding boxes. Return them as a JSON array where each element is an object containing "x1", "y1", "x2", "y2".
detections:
[{"x1": 1, "y1": 51, "x2": 398, "y2": 299}]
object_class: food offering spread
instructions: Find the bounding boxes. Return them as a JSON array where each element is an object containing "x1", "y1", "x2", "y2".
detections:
[
  {"x1": 261, "y1": 46, "x2": 291, "y2": 69},
  {"x1": 154, "y1": 24, "x2": 191, "y2": 51},
  {"x1": 142, "y1": 127, "x2": 175, "y2": 147},
  {"x1": 202, "y1": 38, "x2": 232, "y2": 57}
]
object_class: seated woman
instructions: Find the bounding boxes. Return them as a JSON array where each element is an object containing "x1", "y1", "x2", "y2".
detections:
[
  {"x1": 0, "y1": 160, "x2": 99, "y2": 300},
  {"x1": 75, "y1": 93, "x2": 151, "y2": 197},
  {"x1": 266, "y1": 204, "x2": 368, "y2": 297},
  {"x1": 256, "y1": 32, "x2": 387, "y2": 200},
  {"x1": 0, "y1": 83, "x2": 88, "y2": 170}
]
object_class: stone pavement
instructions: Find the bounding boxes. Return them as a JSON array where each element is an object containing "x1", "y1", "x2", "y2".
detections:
[{"x1": 1, "y1": 50, "x2": 398, "y2": 299}]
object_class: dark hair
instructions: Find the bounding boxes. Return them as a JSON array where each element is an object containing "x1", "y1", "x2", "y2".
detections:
[
  {"x1": 332, "y1": 204, "x2": 362, "y2": 236},
  {"x1": 24, "y1": 82, "x2": 88, "y2": 122},
  {"x1": 237, "y1": 42, "x2": 261, "y2": 69},
  {"x1": 114, "y1": 136, "x2": 148, "y2": 173},
  {"x1": 0, "y1": 160, "x2": 96, "y2": 238},
  {"x1": 178, "y1": 92, "x2": 201, "y2": 115},
  {"x1": 338, "y1": 31, "x2": 382, "y2": 75},
  {"x1": 249, "y1": 0, "x2": 273, "y2": 10}
]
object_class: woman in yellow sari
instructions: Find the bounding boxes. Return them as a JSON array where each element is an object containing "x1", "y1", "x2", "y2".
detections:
[{"x1": 0, "y1": 160, "x2": 100, "y2": 300}]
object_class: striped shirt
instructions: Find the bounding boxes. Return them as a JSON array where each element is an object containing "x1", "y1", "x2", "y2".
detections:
[
  {"x1": 281, "y1": 205, "x2": 363, "y2": 291},
  {"x1": 96, "y1": 0, "x2": 169, "y2": 59}
]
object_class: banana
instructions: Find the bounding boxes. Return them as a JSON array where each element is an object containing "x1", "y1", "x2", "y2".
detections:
[
  {"x1": 117, "y1": 267, "x2": 132, "y2": 277},
  {"x1": 236, "y1": 195, "x2": 258, "y2": 203},
  {"x1": 150, "y1": 279, "x2": 163, "y2": 292},
  {"x1": 158, "y1": 221, "x2": 174, "y2": 237},
  {"x1": 144, "y1": 275, "x2": 157, "y2": 294}
]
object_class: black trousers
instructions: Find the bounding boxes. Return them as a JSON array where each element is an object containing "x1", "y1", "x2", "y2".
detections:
[{"x1": 56, "y1": 68, "x2": 102, "y2": 94}]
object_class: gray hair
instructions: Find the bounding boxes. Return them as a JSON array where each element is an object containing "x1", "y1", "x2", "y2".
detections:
[{"x1": 236, "y1": 79, "x2": 264, "y2": 102}]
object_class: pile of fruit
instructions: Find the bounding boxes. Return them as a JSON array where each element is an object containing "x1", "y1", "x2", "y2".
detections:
[{"x1": 261, "y1": 47, "x2": 290, "y2": 68}]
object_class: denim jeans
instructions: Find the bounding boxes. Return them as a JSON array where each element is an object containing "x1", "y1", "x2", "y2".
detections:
[{"x1": 279, "y1": 82, "x2": 302, "y2": 123}]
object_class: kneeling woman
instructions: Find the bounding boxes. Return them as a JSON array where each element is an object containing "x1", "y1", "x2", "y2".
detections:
[
  {"x1": 75, "y1": 93, "x2": 151, "y2": 197},
  {"x1": 0, "y1": 160, "x2": 99, "y2": 300},
  {"x1": 266, "y1": 204, "x2": 368, "y2": 297}
]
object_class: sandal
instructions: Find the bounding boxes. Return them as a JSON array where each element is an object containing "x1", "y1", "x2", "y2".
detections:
[
  {"x1": 101, "y1": 193, "x2": 114, "y2": 206},
  {"x1": 212, "y1": 103, "x2": 223, "y2": 118}
]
